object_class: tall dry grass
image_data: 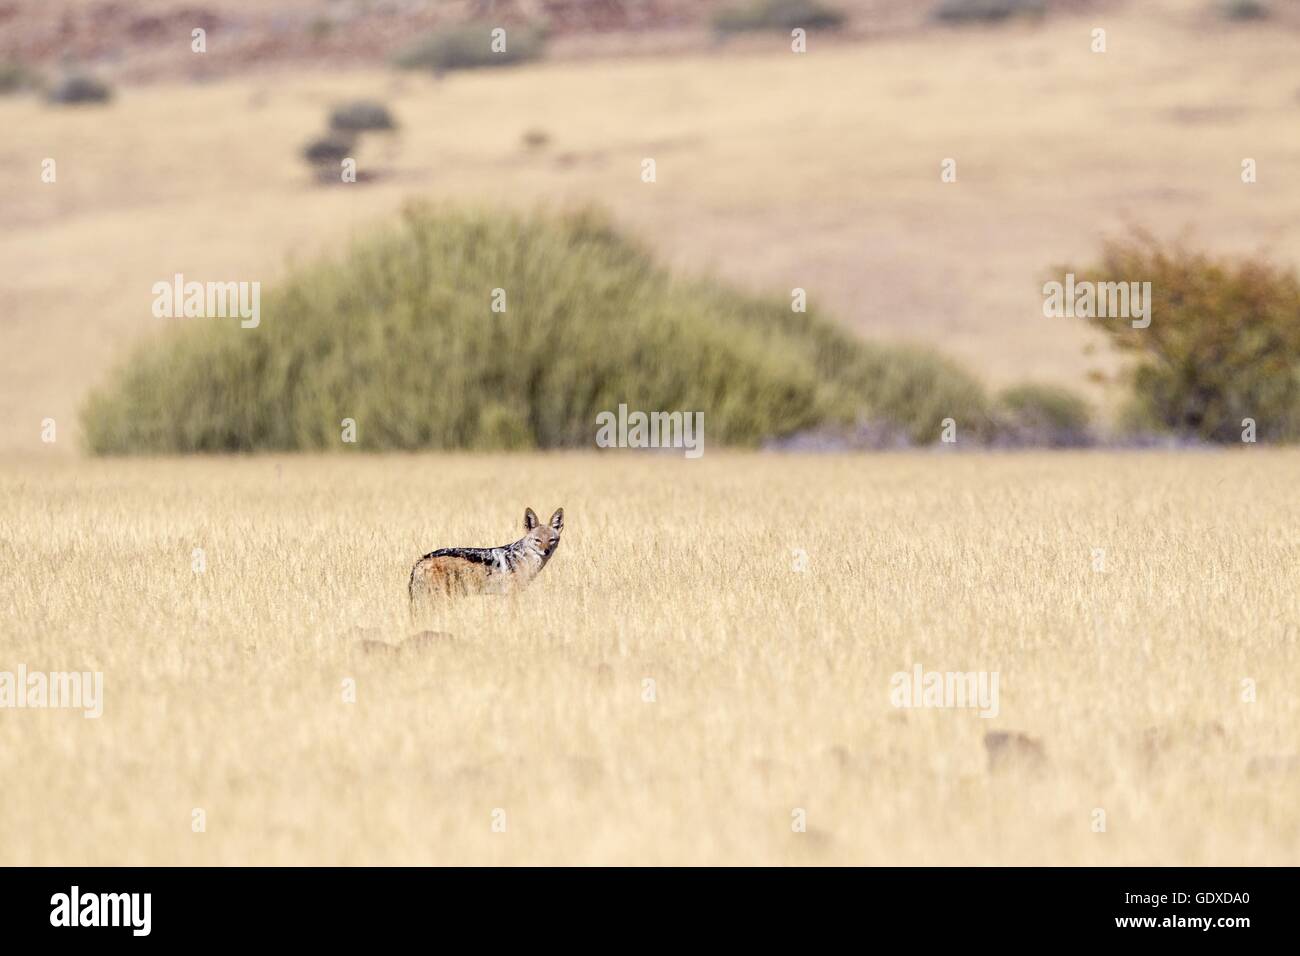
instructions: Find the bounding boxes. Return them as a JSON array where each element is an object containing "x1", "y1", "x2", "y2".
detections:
[{"x1": 1, "y1": 451, "x2": 1296, "y2": 864}]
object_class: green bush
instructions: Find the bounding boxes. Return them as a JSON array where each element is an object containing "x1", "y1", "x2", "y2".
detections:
[
  {"x1": 1074, "y1": 232, "x2": 1300, "y2": 442},
  {"x1": 301, "y1": 131, "x2": 354, "y2": 165},
  {"x1": 329, "y1": 100, "x2": 397, "y2": 133},
  {"x1": 931, "y1": 0, "x2": 1045, "y2": 23},
  {"x1": 393, "y1": 21, "x2": 546, "y2": 74},
  {"x1": 0, "y1": 60, "x2": 39, "y2": 95},
  {"x1": 713, "y1": 0, "x2": 846, "y2": 34},
  {"x1": 301, "y1": 131, "x2": 356, "y2": 182},
  {"x1": 81, "y1": 205, "x2": 994, "y2": 454},
  {"x1": 995, "y1": 383, "x2": 1091, "y2": 447}
]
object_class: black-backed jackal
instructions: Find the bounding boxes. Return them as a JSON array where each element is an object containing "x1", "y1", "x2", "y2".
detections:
[{"x1": 409, "y1": 507, "x2": 564, "y2": 604}]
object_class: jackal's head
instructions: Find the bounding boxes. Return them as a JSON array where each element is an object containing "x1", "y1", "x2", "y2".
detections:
[{"x1": 523, "y1": 507, "x2": 564, "y2": 560}]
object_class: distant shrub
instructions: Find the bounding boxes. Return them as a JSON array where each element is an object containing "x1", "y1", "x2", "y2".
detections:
[
  {"x1": 393, "y1": 21, "x2": 546, "y2": 74},
  {"x1": 836, "y1": 343, "x2": 994, "y2": 443},
  {"x1": 995, "y1": 383, "x2": 1092, "y2": 447},
  {"x1": 329, "y1": 100, "x2": 397, "y2": 133},
  {"x1": 521, "y1": 127, "x2": 550, "y2": 150},
  {"x1": 301, "y1": 131, "x2": 354, "y2": 169},
  {"x1": 1074, "y1": 232, "x2": 1300, "y2": 443},
  {"x1": 931, "y1": 0, "x2": 1046, "y2": 23},
  {"x1": 0, "y1": 60, "x2": 39, "y2": 95},
  {"x1": 81, "y1": 205, "x2": 995, "y2": 454},
  {"x1": 1217, "y1": 0, "x2": 1269, "y2": 21},
  {"x1": 1113, "y1": 398, "x2": 1167, "y2": 440},
  {"x1": 46, "y1": 72, "x2": 112, "y2": 105},
  {"x1": 713, "y1": 0, "x2": 846, "y2": 34}
]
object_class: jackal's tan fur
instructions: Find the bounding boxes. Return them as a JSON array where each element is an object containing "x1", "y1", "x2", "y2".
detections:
[{"x1": 409, "y1": 507, "x2": 564, "y2": 603}]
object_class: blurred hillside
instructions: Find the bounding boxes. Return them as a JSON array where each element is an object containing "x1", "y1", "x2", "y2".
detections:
[
  {"x1": 8, "y1": 1, "x2": 1276, "y2": 82},
  {"x1": 3, "y1": 0, "x2": 1300, "y2": 453}
]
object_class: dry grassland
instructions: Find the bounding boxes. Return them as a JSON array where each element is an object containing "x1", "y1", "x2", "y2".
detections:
[{"x1": 1, "y1": 451, "x2": 1296, "y2": 865}]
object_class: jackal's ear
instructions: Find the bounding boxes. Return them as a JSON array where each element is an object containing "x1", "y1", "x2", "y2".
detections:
[
  {"x1": 524, "y1": 508, "x2": 540, "y2": 531},
  {"x1": 549, "y1": 508, "x2": 564, "y2": 533}
]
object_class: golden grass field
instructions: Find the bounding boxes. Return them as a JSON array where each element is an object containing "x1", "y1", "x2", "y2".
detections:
[
  {"x1": 5, "y1": 5, "x2": 1300, "y2": 455},
  {"x1": 4, "y1": 0, "x2": 1299, "y2": 868},
  {"x1": 1, "y1": 451, "x2": 1297, "y2": 865}
]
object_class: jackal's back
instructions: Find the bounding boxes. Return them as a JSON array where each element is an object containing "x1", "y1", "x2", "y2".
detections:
[
  {"x1": 408, "y1": 507, "x2": 564, "y2": 605},
  {"x1": 409, "y1": 548, "x2": 499, "y2": 600}
]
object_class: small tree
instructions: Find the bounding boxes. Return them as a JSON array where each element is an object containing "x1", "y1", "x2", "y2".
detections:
[{"x1": 1077, "y1": 232, "x2": 1300, "y2": 442}]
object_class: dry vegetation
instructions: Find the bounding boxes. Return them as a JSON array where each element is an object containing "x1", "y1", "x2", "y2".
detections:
[
  {"x1": 5, "y1": 6, "x2": 1300, "y2": 455},
  {"x1": 4, "y1": 1, "x2": 1299, "y2": 867},
  {"x1": 1, "y1": 451, "x2": 1296, "y2": 865}
]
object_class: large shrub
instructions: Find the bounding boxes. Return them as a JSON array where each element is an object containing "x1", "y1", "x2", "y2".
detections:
[
  {"x1": 393, "y1": 21, "x2": 546, "y2": 74},
  {"x1": 1075, "y1": 233, "x2": 1300, "y2": 442},
  {"x1": 82, "y1": 205, "x2": 993, "y2": 453}
]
